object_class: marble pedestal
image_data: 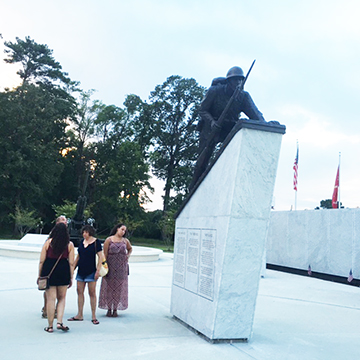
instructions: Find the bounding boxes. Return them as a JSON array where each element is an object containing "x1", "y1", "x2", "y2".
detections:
[{"x1": 170, "y1": 120, "x2": 285, "y2": 341}]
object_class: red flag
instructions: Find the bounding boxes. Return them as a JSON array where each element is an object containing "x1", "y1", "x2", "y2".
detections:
[
  {"x1": 332, "y1": 166, "x2": 339, "y2": 209},
  {"x1": 293, "y1": 145, "x2": 299, "y2": 191}
]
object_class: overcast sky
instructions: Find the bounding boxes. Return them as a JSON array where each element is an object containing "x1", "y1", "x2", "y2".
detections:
[{"x1": 1, "y1": 0, "x2": 360, "y2": 211}]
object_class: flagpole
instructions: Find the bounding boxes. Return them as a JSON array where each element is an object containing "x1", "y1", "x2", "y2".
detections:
[
  {"x1": 338, "y1": 152, "x2": 341, "y2": 209},
  {"x1": 293, "y1": 141, "x2": 299, "y2": 210}
]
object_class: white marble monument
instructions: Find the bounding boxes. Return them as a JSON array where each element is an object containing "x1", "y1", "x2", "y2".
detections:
[{"x1": 170, "y1": 120, "x2": 285, "y2": 341}]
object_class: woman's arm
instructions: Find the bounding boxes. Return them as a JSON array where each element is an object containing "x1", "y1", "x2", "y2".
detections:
[
  {"x1": 38, "y1": 240, "x2": 49, "y2": 279},
  {"x1": 126, "y1": 238, "x2": 132, "y2": 258},
  {"x1": 95, "y1": 240, "x2": 104, "y2": 280},
  {"x1": 103, "y1": 237, "x2": 111, "y2": 259},
  {"x1": 68, "y1": 242, "x2": 75, "y2": 288},
  {"x1": 73, "y1": 252, "x2": 79, "y2": 270}
]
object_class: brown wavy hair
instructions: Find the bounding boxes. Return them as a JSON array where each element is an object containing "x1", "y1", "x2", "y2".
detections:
[
  {"x1": 81, "y1": 225, "x2": 96, "y2": 237},
  {"x1": 110, "y1": 223, "x2": 127, "y2": 237},
  {"x1": 49, "y1": 223, "x2": 70, "y2": 256}
]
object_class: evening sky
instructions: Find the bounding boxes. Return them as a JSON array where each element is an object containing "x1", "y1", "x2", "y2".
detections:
[{"x1": 1, "y1": 0, "x2": 359, "y2": 211}]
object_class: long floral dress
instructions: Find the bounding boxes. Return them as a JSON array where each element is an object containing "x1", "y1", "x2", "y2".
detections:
[{"x1": 98, "y1": 241, "x2": 128, "y2": 311}]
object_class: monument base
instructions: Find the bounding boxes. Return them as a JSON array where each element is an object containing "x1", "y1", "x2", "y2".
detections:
[
  {"x1": 171, "y1": 120, "x2": 285, "y2": 340},
  {"x1": 173, "y1": 316, "x2": 248, "y2": 343}
]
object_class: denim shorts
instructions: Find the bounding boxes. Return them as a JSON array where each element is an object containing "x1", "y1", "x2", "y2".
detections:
[{"x1": 76, "y1": 271, "x2": 96, "y2": 282}]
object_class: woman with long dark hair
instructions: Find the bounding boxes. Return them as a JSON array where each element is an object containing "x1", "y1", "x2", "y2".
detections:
[
  {"x1": 98, "y1": 223, "x2": 132, "y2": 317},
  {"x1": 38, "y1": 222, "x2": 74, "y2": 333},
  {"x1": 41, "y1": 215, "x2": 68, "y2": 319}
]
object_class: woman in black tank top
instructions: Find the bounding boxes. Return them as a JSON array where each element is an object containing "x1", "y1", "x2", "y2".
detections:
[{"x1": 38, "y1": 223, "x2": 75, "y2": 333}]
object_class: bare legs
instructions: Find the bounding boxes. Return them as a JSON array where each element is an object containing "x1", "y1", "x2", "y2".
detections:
[
  {"x1": 45, "y1": 287, "x2": 56, "y2": 328},
  {"x1": 55, "y1": 286, "x2": 68, "y2": 324},
  {"x1": 42, "y1": 292, "x2": 47, "y2": 317},
  {"x1": 88, "y1": 281, "x2": 97, "y2": 321},
  {"x1": 73, "y1": 281, "x2": 86, "y2": 320},
  {"x1": 42, "y1": 291, "x2": 58, "y2": 318},
  {"x1": 45, "y1": 286, "x2": 68, "y2": 332},
  {"x1": 70, "y1": 280, "x2": 98, "y2": 323}
]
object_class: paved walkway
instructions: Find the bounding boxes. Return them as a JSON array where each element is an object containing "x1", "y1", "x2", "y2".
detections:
[{"x1": 1, "y1": 253, "x2": 359, "y2": 360}]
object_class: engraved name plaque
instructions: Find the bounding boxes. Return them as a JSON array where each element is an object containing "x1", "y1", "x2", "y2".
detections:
[{"x1": 173, "y1": 228, "x2": 216, "y2": 301}]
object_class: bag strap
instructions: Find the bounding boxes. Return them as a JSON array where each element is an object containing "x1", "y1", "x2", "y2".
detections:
[{"x1": 47, "y1": 250, "x2": 64, "y2": 278}]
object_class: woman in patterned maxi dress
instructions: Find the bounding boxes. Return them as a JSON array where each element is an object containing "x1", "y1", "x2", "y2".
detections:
[{"x1": 99, "y1": 224, "x2": 132, "y2": 317}]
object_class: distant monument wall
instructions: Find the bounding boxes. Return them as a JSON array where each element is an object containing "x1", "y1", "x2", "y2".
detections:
[{"x1": 267, "y1": 209, "x2": 360, "y2": 279}]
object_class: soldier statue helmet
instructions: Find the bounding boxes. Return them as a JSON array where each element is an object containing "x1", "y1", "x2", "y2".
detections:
[{"x1": 226, "y1": 66, "x2": 244, "y2": 79}]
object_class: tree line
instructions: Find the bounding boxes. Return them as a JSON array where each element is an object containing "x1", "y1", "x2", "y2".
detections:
[{"x1": 0, "y1": 36, "x2": 206, "y2": 239}]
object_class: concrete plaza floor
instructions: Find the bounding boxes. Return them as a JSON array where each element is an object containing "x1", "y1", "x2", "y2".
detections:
[{"x1": 0, "y1": 253, "x2": 359, "y2": 360}]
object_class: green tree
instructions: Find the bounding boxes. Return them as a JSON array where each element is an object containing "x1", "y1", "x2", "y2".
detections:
[
  {"x1": 4, "y1": 36, "x2": 72, "y2": 87},
  {"x1": 52, "y1": 200, "x2": 91, "y2": 220},
  {"x1": 83, "y1": 94, "x2": 153, "y2": 234},
  {"x1": 320, "y1": 199, "x2": 333, "y2": 209},
  {"x1": 90, "y1": 140, "x2": 151, "y2": 231},
  {"x1": 124, "y1": 94, "x2": 154, "y2": 153},
  {"x1": 316, "y1": 199, "x2": 343, "y2": 209},
  {"x1": 0, "y1": 37, "x2": 78, "y2": 230},
  {"x1": 10, "y1": 206, "x2": 41, "y2": 237},
  {"x1": 57, "y1": 98, "x2": 153, "y2": 234},
  {"x1": 158, "y1": 209, "x2": 175, "y2": 251},
  {"x1": 146, "y1": 76, "x2": 205, "y2": 212},
  {"x1": 134, "y1": 210, "x2": 163, "y2": 239},
  {"x1": 0, "y1": 85, "x2": 72, "y2": 218},
  {"x1": 95, "y1": 104, "x2": 130, "y2": 142},
  {"x1": 68, "y1": 89, "x2": 103, "y2": 193},
  {"x1": 116, "y1": 213, "x2": 144, "y2": 239},
  {"x1": 72, "y1": 90, "x2": 99, "y2": 149}
]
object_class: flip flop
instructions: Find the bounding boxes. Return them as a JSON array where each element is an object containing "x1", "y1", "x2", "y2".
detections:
[
  {"x1": 67, "y1": 316, "x2": 83, "y2": 321},
  {"x1": 44, "y1": 326, "x2": 53, "y2": 333},
  {"x1": 57, "y1": 323, "x2": 70, "y2": 331},
  {"x1": 91, "y1": 319, "x2": 100, "y2": 325}
]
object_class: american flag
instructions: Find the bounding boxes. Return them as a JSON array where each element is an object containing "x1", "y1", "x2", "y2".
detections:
[
  {"x1": 293, "y1": 145, "x2": 299, "y2": 191},
  {"x1": 347, "y1": 269, "x2": 354, "y2": 283},
  {"x1": 332, "y1": 165, "x2": 340, "y2": 209}
]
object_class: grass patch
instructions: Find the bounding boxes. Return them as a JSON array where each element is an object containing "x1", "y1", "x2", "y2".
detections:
[
  {"x1": 130, "y1": 237, "x2": 174, "y2": 253},
  {"x1": 0, "y1": 233, "x2": 19, "y2": 240}
]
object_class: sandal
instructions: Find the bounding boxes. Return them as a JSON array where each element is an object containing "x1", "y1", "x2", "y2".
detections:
[
  {"x1": 106, "y1": 310, "x2": 112, "y2": 317},
  {"x1": 112, "y1": 310, "x2": 118, "y2": 317},
  {"x1": 44, "y1": 326, "x2": 53, "y2": 333},
  {"x1": 57, "y1": 323, "x2": 69, "y2": 331},
  {"x1": 67, "y1": 316, "x2": 83, "y2": 321},
  {"x1": 91, "y1": 319, "x2": 100, "y2": 325}
]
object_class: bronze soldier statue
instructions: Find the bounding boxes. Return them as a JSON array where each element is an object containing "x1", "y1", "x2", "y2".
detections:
[{"x1": 190, "y1": 65, "x2": 265, "y2": 189}]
